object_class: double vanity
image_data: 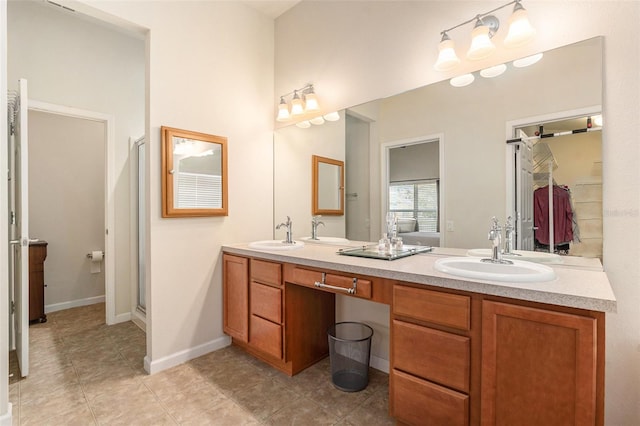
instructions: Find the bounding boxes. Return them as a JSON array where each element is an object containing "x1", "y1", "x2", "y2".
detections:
[{"x1": 222, "y1": 240, "x2": 615, "y2": 425}]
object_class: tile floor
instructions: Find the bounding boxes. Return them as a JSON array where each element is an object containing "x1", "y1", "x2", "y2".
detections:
[{"x1": 9, "y1": 304, "x2": 393, "y2": 425}]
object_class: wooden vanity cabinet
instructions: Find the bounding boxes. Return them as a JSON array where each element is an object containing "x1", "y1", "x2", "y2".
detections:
[
  {"x1": 390, "y1": 284, "x2": 475, "y2": 426},
  {"x1": 223, "y1": 254, "x2": 249, "y2": 342},
  {"x1": 481, "y1": 300, "x2": 602, "y2": 426},
  {"x1": 223, "y1": 254, "x2": 334, "y2": 376}
]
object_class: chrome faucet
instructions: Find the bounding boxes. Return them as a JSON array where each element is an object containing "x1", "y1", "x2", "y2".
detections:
[
  {"x1": 276, "y1": 216, "x2": 294, "y2": 244},
  {"x1": 483, "y1": 217, "x2": 512, "y2": 264},
  {"x1": 311, "y1": 215, "x2": 325, "y2": 240},
  {"x1": 503, "y1": 216, "x2": 519, "y2": 256}
]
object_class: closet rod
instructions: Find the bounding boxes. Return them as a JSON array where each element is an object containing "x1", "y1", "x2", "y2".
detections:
[{"x1": 506, "y1": 126, "x2": 602, "y2": 144}]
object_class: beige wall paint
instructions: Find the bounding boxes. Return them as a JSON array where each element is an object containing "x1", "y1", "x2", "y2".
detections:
[
  {"x1": 274, "y1": 114, "x2": 346, "y2": 239},
  {"x1": 69, "y1": 1, "x2": 276, "y2": 371},
  {"x1": 8, "y1": 1, "x2": 145, "y2": 319},
  {"x1": 29, "y1": 110, "x2": 106, "y2": 308},
  {"x1": 276, "y1": 2, "x2": 640, "y2": 423}
]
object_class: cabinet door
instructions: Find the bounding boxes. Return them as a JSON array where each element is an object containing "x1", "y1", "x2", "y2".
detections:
[
  {"x1": 481, "y1": 301, "x2": 597, "y2": 426},
  {"x1": 223, "y1": 254, "x2": 249, "y2": 342}
]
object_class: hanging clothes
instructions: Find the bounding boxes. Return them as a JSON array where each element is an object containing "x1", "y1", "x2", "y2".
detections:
[{"x1": 533, "y1": 185, "x2": 574, "y2": 246}]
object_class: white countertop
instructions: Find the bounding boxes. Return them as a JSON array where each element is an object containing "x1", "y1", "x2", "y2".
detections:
[{"x1": 222, "y1": 242, "x2": 616, "y2": 313}]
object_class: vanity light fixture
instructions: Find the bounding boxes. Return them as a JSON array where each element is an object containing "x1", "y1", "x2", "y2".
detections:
[
  {"x1": 276, "y1": 83, "x2": 320, "y2": 122},
  {"x1": 480, "y1": 63, "x2": 507, "y2": 78},
  {"x1": 512, "y1": 52, "x2": 543, "y2": 68},
  {"x1": 434, "y1": 0, "x2": 536, "y2": 71},
  {"x1": 450, "y1": 73, "x2": 475, "y2": 87}
]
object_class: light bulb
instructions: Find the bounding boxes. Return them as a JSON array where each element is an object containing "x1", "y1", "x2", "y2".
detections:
[
  {"x1": 304, "y1": 91, "x2": 320, "y2": 112},
  {"x1": 504, "y1": 2, "x2": 536, "y2": 48},
  {"x1": 434, "y1": 33, "x2": 460, "y2": 72},
  {"x1": 296, "y1": 120, "x2": 311, "y2": 129},
  {"x1": 480, "y1": 64, "x2": 507, "y2": 78},
  {"x1": 291, "y1": 91, "x2": 304, "y2": 115},
  {"x1": 310, "y1": 116, "x2": 325, "y2": 125},
  {"x1": 467, "y1": 21, "x2": 496, "y2": 60},
  {"x1": 513, "y1": 52, "x2": 543, "y2": 68},
  {"x1": 450, "y1": 73, "x2": 475, "y2": 87},
  {"x1": 323, "y1": 111, "x2": 340, "y2": 122},
  {"x1": 276, "y1": 97, "x2": 290, "y2": 122}
]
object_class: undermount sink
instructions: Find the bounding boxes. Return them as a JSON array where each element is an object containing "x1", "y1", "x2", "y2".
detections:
[
  {"x1": 466, "y1": 248, "x2": 563, "y2": 264},
  {"x1": 248, "y1": 240, "x2": 304, "y2": 251},
  {"x1": 434, "y1": 257, "x2": 556, "y2": 283},
  {"x1": 300, "y1": 236, "x2": 350, "y2": 244}
]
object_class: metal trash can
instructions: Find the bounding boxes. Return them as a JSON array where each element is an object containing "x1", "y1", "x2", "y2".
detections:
[{"x1": 327, "y1": 322, "x2": 374, "y2": 392}]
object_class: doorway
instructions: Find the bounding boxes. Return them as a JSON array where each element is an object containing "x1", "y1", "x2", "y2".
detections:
[
  {"x1": 28, "y1": 101, "x2": 116, "y2": 324},
  {"x1": 381, "y1": 136, "x2": 444, "y2": 247},
  {"x1": 507, "y1": 107, "x2": 603, "y2": 258}
]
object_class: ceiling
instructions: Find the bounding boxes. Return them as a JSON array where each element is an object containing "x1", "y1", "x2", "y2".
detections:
[{"x1": 242, "y1": 1, "x2": 301, "y2": 18}]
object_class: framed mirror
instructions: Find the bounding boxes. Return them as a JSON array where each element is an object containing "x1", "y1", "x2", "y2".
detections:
[
  {"x1": 161, "y1": 126, "x2": 228, "y2": 217},
  {"x1": 312, "y1": 155, "x2": 344, "y2": 215}
]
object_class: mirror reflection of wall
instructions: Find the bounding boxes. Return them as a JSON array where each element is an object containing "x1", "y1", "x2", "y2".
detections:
[
  {"x1": 274, "y1": 112, "x2": 346, "y2": 240},
  {"x1": 274, "y1": 37, "x2": 602, "y2": 257},
  {"x1": 315, "y1": 158, "x2": 343, "y2": 212}
]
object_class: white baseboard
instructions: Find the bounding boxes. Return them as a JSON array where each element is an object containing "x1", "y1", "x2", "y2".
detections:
[
  {"x1": 131, "y1": 309, "x2": 146, "y2": 331},
  {"x1": 145, "y1": 335, "x2": 232, "y2": 375},
  {"x1": 45, "y1": 295, "x2": 105, "y2": 313},
  {"x1": 0, "y1": 403, "x2": 12, "y2": 426},
  {"x1": 370, "y1": 355, "x2": 389, "y2": 373},
  {"x1": 113, "y1": 311, "x2": 131, "y2": 324}
]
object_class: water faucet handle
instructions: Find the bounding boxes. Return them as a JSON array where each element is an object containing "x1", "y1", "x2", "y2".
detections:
[{"x1": 505, "y1": 216, "x2": 514, "y2": 230}]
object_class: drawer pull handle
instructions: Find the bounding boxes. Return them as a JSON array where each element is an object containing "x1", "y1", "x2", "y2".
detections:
[{"x1": 314, "y1": 272, "x2": 357, "y2": 295}]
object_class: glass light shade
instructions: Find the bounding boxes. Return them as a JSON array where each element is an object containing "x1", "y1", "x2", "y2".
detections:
[
  {"x1": 504, "y1": 7, "x2": 536, "y2": 48},
  {"x1": 467, "y1": 25, "x2": 496, "y2": 60},
  {"x1": 296, "y1": 120, "x2": 311, "y2": 129},
  {"x1": 304, "y1": 92, "x2": 320, "y2": 112},
  {"x1": 450, "y1": 73, "x2": 475, "y2": 87},
  {"x1": 513, "y1": 52, "x2": 543, "y2": 68},
  {"x1": 323, "y1": 111, "x2": 340, "y2": 122},
  {"x1": 434, "y1": 38, "x2": 460, "y2": 72},
  {"x1": 480, "y1": 63, "x2": 507, "y2": 78},
  {"x1": 276, "y1": 101, "x2": 290, "y2": 122},
  {"x1": 310, "y1": 116, "x2": 325, "y2": 125},
  {"x1": 291, "y1": 92, "x2": 304, "y2": 115}
]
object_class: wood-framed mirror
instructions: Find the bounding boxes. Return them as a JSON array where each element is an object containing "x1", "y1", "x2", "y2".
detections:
[
  {"x1": 161, "y1": 126, "x2": 228, "y2": 217},
  {"x1": 312, "y1": 155, "x2": 344, "y2": 215}
]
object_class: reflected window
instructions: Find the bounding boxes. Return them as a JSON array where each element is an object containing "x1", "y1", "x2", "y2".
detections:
[{"x1": 389, "y1": 179, "x2": 439, "y2": 232}]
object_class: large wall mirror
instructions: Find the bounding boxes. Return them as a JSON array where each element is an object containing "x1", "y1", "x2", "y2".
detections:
[
  {"x1": 274, "y1": 37, "x2": 603, "y2": 259},
  {"x1": 312, "y1": 155, "x2": 344, "y2": 215},
  {"x1": 161, "y1": 126, "x2": 228, "y2": 217}
]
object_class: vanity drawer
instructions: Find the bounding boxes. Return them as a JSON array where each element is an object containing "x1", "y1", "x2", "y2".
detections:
[
  {"x1": 393, "y1": 285, "x2": 470, "y2": 331},
  {"x1": 392, "y1": 319, "x2": 470, "y2": 393},
  {"x1": 250, "y1": 281, "x2": 282, "y2": 324},
  {"x1": 392, "y1": 369, "x2": 469, "y2": 426},
  {"x1": 290, "y1": 267, "x2": 372, "y2": 299},
  {"x1": 251, "y1": 259, "x2": 282, "y2": 287},
  {"x1": 249, "y1": 315, "x2": 282, "y2": 359}
]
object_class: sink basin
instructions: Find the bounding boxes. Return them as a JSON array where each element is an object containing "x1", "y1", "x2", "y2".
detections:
[
  {"x1": 466, "y1": 249, "x2": 563, "y2": 264},
  {"x1": 300, "y1": 236, "x2": 350, "y2": 244},
  {"x1": 434, "y1": 257, "x2": 556, "y2": 283},
  {"x1": 248, "y1": 240, "x2": 304, "y2": 251}
]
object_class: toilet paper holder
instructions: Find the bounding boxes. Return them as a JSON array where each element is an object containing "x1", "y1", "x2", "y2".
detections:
[{"x1": 86, "y1": 251, "x2": 105, "y2": 259}]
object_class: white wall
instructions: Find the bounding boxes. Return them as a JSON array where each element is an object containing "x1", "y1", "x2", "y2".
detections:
[
  {"x1": 8, "y1": 1, "x2": 145, "y2": 318},
  {"x1": 276, "y1": 2, "x2": 640, "y2": 424},
  {"x1": 29, "y1": 110, "x2": 106, "y2": 309},
  {"x1": 68, "y1": 1, "x2": 276, "y2": 372}
]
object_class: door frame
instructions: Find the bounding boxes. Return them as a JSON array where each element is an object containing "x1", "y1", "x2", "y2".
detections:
[
  {"x1": 380, "y1": 133, "x2": 445, "y2": 246},
  {"x1": 504, "y1": 105, "x2": 603, "y2": 233},
  {"x1": 28, "y1": 100, "x2": 117, "y2": 325}
]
